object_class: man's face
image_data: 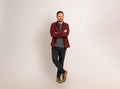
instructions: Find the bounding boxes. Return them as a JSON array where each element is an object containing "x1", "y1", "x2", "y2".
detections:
[{"x1": 57, "y1": 13, "x2": 64, "y2": 22}]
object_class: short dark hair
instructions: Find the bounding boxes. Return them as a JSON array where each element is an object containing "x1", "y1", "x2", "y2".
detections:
[{"x1": 56, "y1": 11, "x2": 64, "y2": 16}]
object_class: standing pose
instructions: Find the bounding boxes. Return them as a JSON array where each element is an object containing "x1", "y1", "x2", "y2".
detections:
[{"x1": 50, "y1": 11, "x2": 70, "y2": 83}]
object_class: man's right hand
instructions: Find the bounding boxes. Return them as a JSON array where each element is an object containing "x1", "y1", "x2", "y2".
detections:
[{"x1": 55, "y1": 32, "x2": 58, "y2": 34}]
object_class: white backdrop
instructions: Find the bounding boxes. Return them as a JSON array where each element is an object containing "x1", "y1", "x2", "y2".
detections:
[{"x1": 0, "y1": 0, "x2": 120, "y2": 89}]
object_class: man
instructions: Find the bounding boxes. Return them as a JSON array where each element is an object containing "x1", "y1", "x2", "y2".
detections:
[{"x1": 50, "y1": 11, "x2": 70, "y2": 83}]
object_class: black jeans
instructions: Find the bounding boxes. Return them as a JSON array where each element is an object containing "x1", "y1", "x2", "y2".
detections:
[{"x1": 52, "y1": 46, "x2": 67, "y2": 78}]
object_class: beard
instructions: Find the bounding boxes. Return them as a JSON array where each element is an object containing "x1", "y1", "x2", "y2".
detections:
[{"x1": 58, "y1": 18, "x2": 63, "y2": 22}]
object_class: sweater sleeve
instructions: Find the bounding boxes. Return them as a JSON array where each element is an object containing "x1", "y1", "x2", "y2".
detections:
[
  {"x1": 50, "y1": 23, "x2": 61, "y2": 38},
  {"x1": 60, "y1": 24, "x2": 69, "y2": 37}
]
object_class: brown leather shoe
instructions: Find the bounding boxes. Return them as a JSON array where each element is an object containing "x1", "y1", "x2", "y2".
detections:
[
  {"x1": 56, "y1": 77, "x2": 62, "y2": 83},
  {"x1": 62, "y1": 70, "x2": 67, "y2": 82}
]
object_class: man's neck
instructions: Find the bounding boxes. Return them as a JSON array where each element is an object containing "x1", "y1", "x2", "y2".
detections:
[{"x1": 58, "y1": 21, "x2": 63, "y2": 24}]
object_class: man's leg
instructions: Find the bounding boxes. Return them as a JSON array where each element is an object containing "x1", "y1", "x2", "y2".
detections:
[
  {"x1": 57, "y1": 47, "x2": 67, "y2": 78},
  {"x1": 52, "y1": 47, "x2": 65, "y2": 77}
]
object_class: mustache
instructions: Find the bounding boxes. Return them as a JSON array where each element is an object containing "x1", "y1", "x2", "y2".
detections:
[{"x1": 58, "y1": 18, "x2": 63, "y2": 20}]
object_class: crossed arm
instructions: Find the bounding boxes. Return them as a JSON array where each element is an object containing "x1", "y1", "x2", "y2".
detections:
[{"x1": 50, "y1": 23, "x2": 69, "y2": 38}]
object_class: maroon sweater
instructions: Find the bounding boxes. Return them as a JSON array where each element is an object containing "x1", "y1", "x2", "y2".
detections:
[{"x1": 50, "y1": 21, "x2": 70, "y2": 48}]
